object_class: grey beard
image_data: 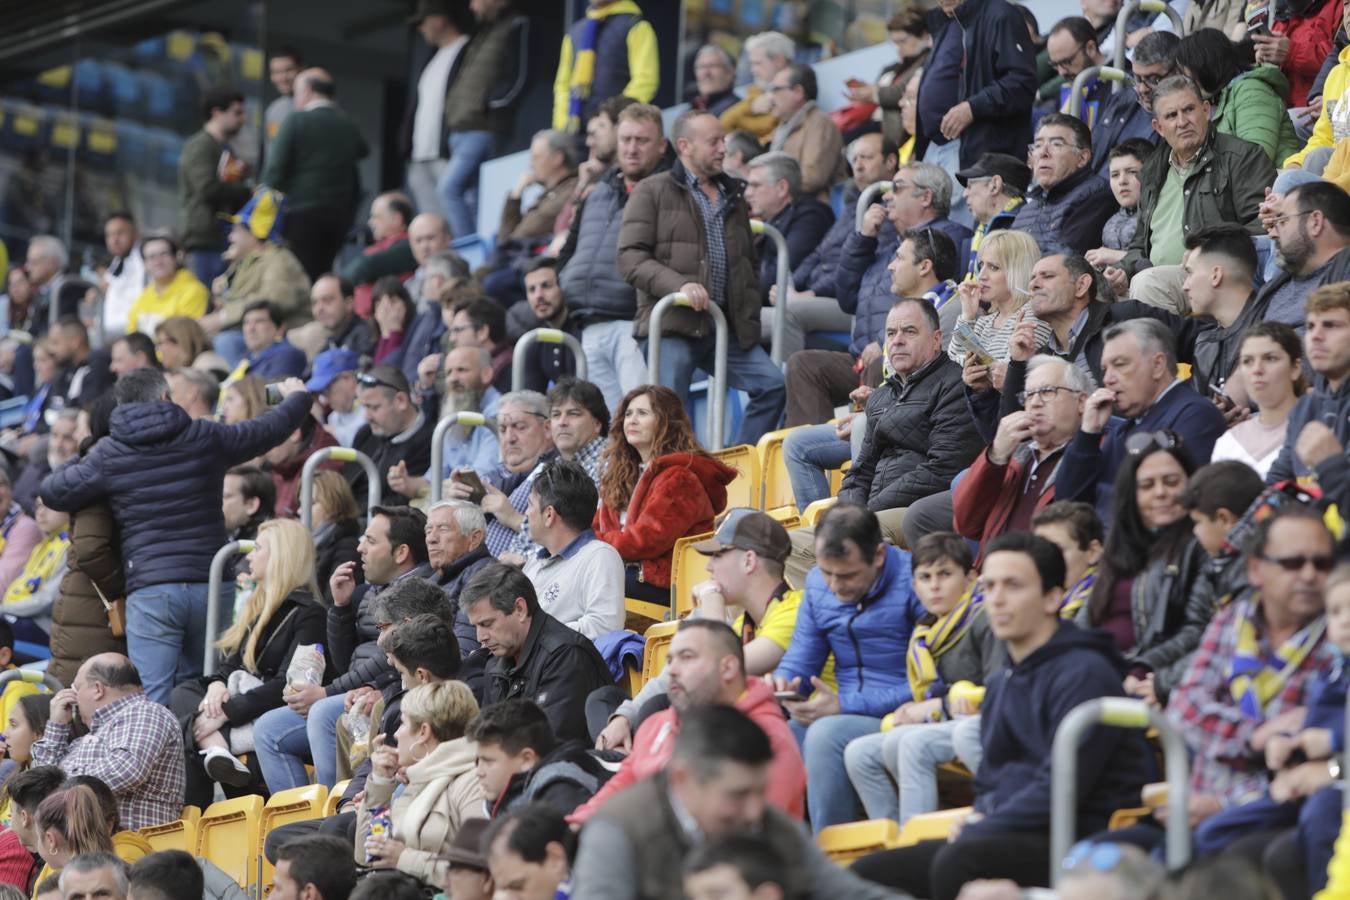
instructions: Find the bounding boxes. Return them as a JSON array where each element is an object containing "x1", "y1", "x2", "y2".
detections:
[{"x1": 446, "y1": 385, "x2": 484, "y2": 440}]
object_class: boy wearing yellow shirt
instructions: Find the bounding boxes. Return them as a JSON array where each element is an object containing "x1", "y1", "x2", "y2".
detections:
[{"x1": 126, "y1": 235, "x2": 208, "y2": 336}]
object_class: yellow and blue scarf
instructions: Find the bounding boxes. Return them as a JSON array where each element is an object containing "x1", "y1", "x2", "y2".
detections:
[
  {"x1": 907, "y1": 587, "x2": 981, "y2": 701},
  {"x1": 1228, "y1": 594, "x2": 1325, "y2": 719},
  {"x1": 565, "y1": 2, "x2": 641, "y2": 133},
  {"x1": 3, "y1": 530, "x2": 68, "y2": 607},
  {"x1": 1059, "y1": 568, "x2": 1096, "y2": 620}
]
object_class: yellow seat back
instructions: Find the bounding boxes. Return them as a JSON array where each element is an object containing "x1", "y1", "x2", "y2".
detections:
[
  {"x1": 766, "y1": 510, "x2": 800, "y2": 529},
  {"x1": 140, "y1": 818, "x2": 199, "y2": 854},
  {"x1": 197, "y1": 795, "x2": 264, "y2": 889},
  {"x1": 325, "y1": 781, "x2": 351, "y2": 818},
  {"x1": 112, "y1": 830, "x2": 155, "y2": 864},
  {"x1": 712, "y1": 444, "x2": 761, "y2": 511},
  {"x1": 624, "y1": 596, "x2": 671, "y2": 626},
  {"x1": 756, "y1": 428, "x2": 797, "y2": 513},
  {"x1": 801, "y1": 497, "x2": 837, "y2": 526},
  {"x1": 260, "y1": 785, "x2": 328, "y2": 889},
  {"x1": 640, "y1": 621, "x2": 680, "y2": 690},
  {"x1": 670, "y1": 531, "x2": 714, "y2": 619},
  {"x1": 894, "y1": 807, "x2": 972, "y2": 847},
  {"x1": 816, "y1": 818, "x2": 901, "y2": 864}
]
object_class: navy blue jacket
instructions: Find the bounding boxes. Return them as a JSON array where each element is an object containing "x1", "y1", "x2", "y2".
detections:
[
  {"x1": 1090, "y1": 87, "x2": 1158, "y2": 178},
  {"x1": 399, "y1": 304, "x2": 447, "y2": 388},
  {"x1": 247, "y1": 340, "x2": 308, "y2": 380},
  {"x1": 1267, "y1": 378, "x2": 1350, "y2": 517},
  {"x1": 40, "y1": 392, "x2": 312, "y2": 593},
  {"x1": 793, "y1": 183, "x2": 859, "y2": 294},
  {"x1": 1057, "y1": 380, "x2": 1228, "y2": 522},
  {"x1": 1305, "y1": 657, "x2": 1348, "y2": 753},
  {"x1": 1012, "y1": 167, "x2": 1118, "y2": 257},
  {"x1": 758, "y1": 197, "x2": 834, "y2": 301},
  {"x1": 836, "y1": 223, "x2": 900, "y2": 357},
  {"x1": 963, "y1": 623, "x2": 1152, "y2": 839}
]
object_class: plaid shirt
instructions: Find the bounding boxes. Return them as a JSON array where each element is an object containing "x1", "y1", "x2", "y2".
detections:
[
  {"x1": 683, "y1": 166, "x2": 730, "y2": 308},
  {"x1": 1166, "y1": 593, "x2": 1335, "y2": 805},
  {"x1": 31, "y1": 693, "x2": 185, "y2": 831},
  {"x1": 505, "y1": 436, "x2": 607, "y2": 559}
]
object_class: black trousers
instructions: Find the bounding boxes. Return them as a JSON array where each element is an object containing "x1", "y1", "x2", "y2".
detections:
[
  {"x1": 852, "y1": 833, "x2": 1052, "y2": 900},
  {"x1": 170, "y1": 680, "x2": 268, "y2": 810},
  {"x1": 264, "y1": 812, "x2": 357, "y2": 863},
  {"x1": 283, "y1": 205, "x2": 351, "y2": 282}
]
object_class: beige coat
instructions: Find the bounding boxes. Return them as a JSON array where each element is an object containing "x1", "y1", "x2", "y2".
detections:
[
  {"x1": 777, "y1": 105, "x2": 847, "y2": 197},
  {"x1": 218, "y1": 244, "x2": 312, "y2": 330}
]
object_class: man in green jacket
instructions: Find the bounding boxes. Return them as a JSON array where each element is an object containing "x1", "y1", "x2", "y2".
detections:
[
  {"x1": 261, "y1": 68, "x2": 369, "y2": 281},
  {"x1": 177, "y1": 87, "x2": 252, "y2": 289}
]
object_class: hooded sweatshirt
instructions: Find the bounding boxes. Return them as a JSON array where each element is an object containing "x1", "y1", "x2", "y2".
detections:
[
  {"x1": 962, "y1": 623, "x2": 1153, "y2": 840},
  {"x1": 568, "y1": 678, "x2": 806, "y2": 824}
]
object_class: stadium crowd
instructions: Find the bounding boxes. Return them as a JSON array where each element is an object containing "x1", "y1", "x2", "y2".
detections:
[{"x1": 4, "y1": 0, "x2": 1350, "y2": 897}]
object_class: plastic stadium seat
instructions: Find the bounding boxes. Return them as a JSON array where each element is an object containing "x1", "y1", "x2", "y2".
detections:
[
  {"x1": 197, "y1": 795, "x2": 264, "y2": 889},
  {"x1": 670, "y1": 531, "x2": 714, "y2": 619},
  {"x1": 801, "y1": 497, "x2": 837, "y2": 526},
  {"x1": 260, "y1": 785, "x2": 328, "y2": 888},
  {"x1": 640, "y1": 621, "x2": 679, "y2": 690},
  {"x1": 712, "y1": 444, "x2": 761, "y2": 511},
  {"x1": 817, "y1": 818, "x2": 900, "y2": 864},
  {"x1": 140, "y1": 817, "x2": 199, "y2": 854},
  {"x1": 324, "y1": 781, "x2": 351, "y2": 817},
  {"x1": 768, "y1": 512, "x2": 801, "y2": 530},
  {"x1": 1109, "y1": 806, "x2": 1150, "y2": 830},
  {"x1": 113, "y1": 830, "x2": 155, "y2": 864},
  {"x1": 624, "y1": 597, "x2": 671, "y2": 626},
  {"x1": 756, "y1": 427, "x2": 797, "y2": 514},
  {"x1": 895, "y1": 807, "x2": 972, "y2": 847}
]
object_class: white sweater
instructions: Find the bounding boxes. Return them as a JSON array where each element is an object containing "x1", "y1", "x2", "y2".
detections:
[{"x1": 523, "y1": 534, "x2": 626, "y2": 639}]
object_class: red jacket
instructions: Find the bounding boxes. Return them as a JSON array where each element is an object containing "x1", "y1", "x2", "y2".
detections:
[
  {"x1": 567, "y1": 678, "x2": 806, "y2": 824},
  {"x1": 594, "y1": 452, "x2": 736, "y2": 588},
  {"x1": 1274, "y1": 0, "x2": 1344, "y2": 107},
  {"x1": 951, "y1": 444, "x2": 1062, "y2": 561},
  {"x1": 271, "y1": 419, "x2": 341, "y2": 518}
]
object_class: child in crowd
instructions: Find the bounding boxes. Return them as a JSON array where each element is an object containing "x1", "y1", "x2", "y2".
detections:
[
  {"x1": 0, "y1": 498, "x2": 69, "y2": 647},
  {"x1": 843, "y1": 534, "x2": 1004, "y2": 824},
  {"x1": 683, "y1": 835, "x2": 797, "y2": 900},
  {"x1": 1086, "y1": 139, "x2": 1154, "y2": 268},
  {"x1": 1030, "y1": 501, "x2": 1102, "y2": 620}
]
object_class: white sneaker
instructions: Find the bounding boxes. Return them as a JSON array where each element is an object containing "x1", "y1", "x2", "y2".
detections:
[{"x1": 202, "y1": 746, "x2": 251, "y2": 787}]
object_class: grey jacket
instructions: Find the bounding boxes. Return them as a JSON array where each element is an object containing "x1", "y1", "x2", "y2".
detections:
[
  {"x1": 560, "y1": 168, "x2": 641, "y2": 321},
  {"x1": 927, "y1": 606, "x2": 1007, "y2": 705},
  {"x1": 1101, "y1": 207, "x2": 1138, "y2": 252}
]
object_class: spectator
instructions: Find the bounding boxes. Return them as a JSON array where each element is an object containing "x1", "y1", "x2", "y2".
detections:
[
  {"x1": 769, "y1": 504, "x2": 922, "y2": 829},
  {"x1": 400, "y1": 247, "x2": 465, "y2": 389},
  {"x1": 2, "y1": 267, "x2": 34, "y2": 335},
  {"x1": 492, "y1": 132, "x2": 580, "y2": 294},
  {"x1": 438, "y1": 0, "x2": 530, "y2": 239},
  {"x1": 720, "y1": 32, "x2": 796, "y2": 142},
  {"x1": 423, "y1": 500, "x2": 491, "y2": 657},
  {"x1": 152, "y1": 316, "x2": 226, "y2": 378},
  {"x1": 31, "y1": 654, "x2": 182, "y2": 831},
  {"x1": 397, "y1": 347, "x2": 500, "y2": 502},
  {"x1": 222, "y1": 464, "x2": 272, "y2": 555},
  {"x1": 306, "y1": 349, "x2": 367, "y2": 448},
  {"x1": 344, "y1": 193, "x2": 416, "y2": 319},
  {"x1": 765, "y1": 64, "x2": 846, "y2": 197},
  {"x1": 1057, "y1": 320, "x2": 1226, "y2": 520},
  {"x1": 0, "y1": 693, "x2": 50, "y2": 814},
  {"x1": 370, "y1": 279, "x2": 417, "y2": 369},
  {"x1": 435, "y1": 818, "x2": 494, "y2": 900},
  {"x1": 178, "y1": 88, "x2": 252, "y2": 288},
  {"x1": 100, "y1": 213, "x2": 145, "y2": 340},
  {"x1": 39, "y1": 370, "x2": 313, "y2": 702},
  {"x1": 357, "y1": 681, "x2": 483, "y2": 883},
  {"x1": 723, "y1": 130, "x2": 764, "y2": 180},
  {"x1": 957, "y1": 152, "x2": 1031, "y2": 278},
  {"x1": 463, "y1": 562, "x2": 614, "y2": 744},
  {"x1": 1043, "y1": 17, "x2": 1112, "y2": 127},
  {"x1": 446, "y1": 295, "x2": 513, "y2": 393},
  {"x1": 953, "y1": 355, "x2": 1092, "y2": 551},
  {"x1": 552, "y1": 0, "x2": 658, "y2": 133},
  {"x1": 522, "y1": 459, "x2": 624, "y2": 639},
  {"x1": 467, "y1": 700, "x2": 604, "y2": 816},
  {"x1": 309, "y1": 471, "x2": 363, "y2": 598},
  {"x1": 513, "y1": 259, "x2": 581, "y2": 393},
  {"x1": 310, "y1": 275, "x2": 375, "y2": 362},
  {"x1": 618, "y1": 109, "x2": 787, "y2": 445},
  {"x1": 47, "y1": 318, "x2": 113, "y2": 411},
  {"x1": 4, "y1": 766, "x2": 65, "y2": 889},
  {"x1": 1027, "y1": 501, "x2": 1102, "y2": 622},
  {"x1": 24, "y1": 236, "x2": 87, "y2": 339},
  {"x1": 1175, "y1": 28, "x2": 1301, "y2": 163},
  {"x1": 1286, "y1": 7, "x2": 1350, "y2": 170},
  {"x1": 349, "y1": 366, "x2": 435, "y2": 507},
  {"x1": 1086, "y1": 139, "x2": 1155, "y2": 269},
  {"x1": 1258, "y1": 180, "x2": 1350, "y2": 329},
  {"x1": 262, "y1": 68, "x2": 370, "y2": 281},
  {"x1": 948, "y1": 229, "x2": 1052, "y2": 366},
  {"x1": 887, "y1": 161, "x2": 974, "y2": 248},
  {"x1": 1089, "y1": 31, "x2": 1177, "y2": 178},
  {"x1": 125, "y1": 235, "x2": 207, "y2": 338},
  {"x1": 126, "y1": 850, "x2": 204, "y2": 900},
  {"x1": 564, "y1": 96, "x2": 637, "y2": 227},
  {"x1": 57, "y1": 853, "x2": 126, "y2": 900},
  {"x1": 264, "y1": 46, "x2": 302, "y2": 146},
  {"x1": 1179, "y1": 225, "x2": 1264, "y2": 397},
  {"x1": 595, "y1": 385, "x2": 735, "y2": 605},
  {"x1": 572, "y1": 705, "x2": 892, "y2": 900},
  {"x1": 108, "y1": 333, "x2": 160, "y2": 379},
  {"x1": 459, "y1": 390, "x2": 555, "y2": 559},
  {"x1": 689, "y1": 45, "x2": 739, "y2": 116},
  {"x1": 0, "y1": 497, "x2": 69, "y2": 646},
  {"x1": 271, "y1": 835, "x2": 356, "y2": 900},
  {"x1": 484, "y1": 804, "x2": 576, "y2": 900},
  {"x1": 1012, "y1": 114, "x2": 1117, "y2": 257},
  {"x1": 1211, "y1": 323, "x2": 1305, "y2": 477},
  {"x1": 12, "y1": 407, "x2": 79, "y2": 516},
  {"x1": 557, "y1": 102, "x2": 668, "y2": 410},
  {"x1": 683, "y1": 836, "x2": 798, "y2": 900},
  {"x1": 403, "y1": 1, "x2": 470, "y2": 218},
  {"x1": 405, "y1": 214, "x2": 453, "y2": 307},
  {"x1": 265, "y1": 410, "x2": 340, "y2": 519},
  {"x1": 167, "y1": 366, "x2": 217, "y2": 421},
  {"x1": 744, "y1": 153, "x2": 832, "y2": 313},
  {"x1": 846, "y1": 9, "x2": 932, "y2": 148},
  {"x1": 239, "y1": 301, "x2": 307, "y2": 380}
]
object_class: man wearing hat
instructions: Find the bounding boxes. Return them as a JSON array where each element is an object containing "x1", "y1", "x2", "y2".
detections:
[
  {"x1": 404, "y1": 0, "x2": 471, "y2": 220},
  {"x1": 956, "y1": 152, "x2": 1031, "y2": 279},
  {"x1": 441, "y1": 818, "x2": 494, "y2": 900},
  {"x1": 307, "y1": 348, "x2": 367, "y2": 447}
]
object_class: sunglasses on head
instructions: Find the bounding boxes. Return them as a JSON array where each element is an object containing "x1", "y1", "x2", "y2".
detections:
[
  {"x1": 357, "y1": 372, "x2": 405, "y2": 393},
  {"x1": 1124, "y1": 429, "x2": 1183, "y2": 457}
]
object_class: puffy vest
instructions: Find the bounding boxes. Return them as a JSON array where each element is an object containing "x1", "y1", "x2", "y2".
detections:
[
  {"x1": 569, "y1": 11, "x2": 641, "y2": 124},
  {"x1": 560, "y1": 171, "x2": 638, "y2": 320}
]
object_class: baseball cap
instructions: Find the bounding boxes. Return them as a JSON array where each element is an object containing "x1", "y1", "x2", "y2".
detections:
[
  {"x1": 693, "y1": 508, "x2": 791, "y2": 564},
  {"x1": 442, "y1": 817, "x2": 490, "y2": 870},
  {"x1": 305, "y1": 348, "x2": 361, "y2": 392},
  {"x1": 955, "y1": 152, "x2": 1032, "y2": 195}
]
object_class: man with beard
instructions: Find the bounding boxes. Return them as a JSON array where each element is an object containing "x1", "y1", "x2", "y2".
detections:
[
  {"x1": 13, "y1": 409, "x2": 79, "y2": 515},
  {"x1": 1254, "y1": 181, "x2": 1350, "y2": 331},
  {"x1": 512, "y1": 258, "x2": 581, "y2": 394}
]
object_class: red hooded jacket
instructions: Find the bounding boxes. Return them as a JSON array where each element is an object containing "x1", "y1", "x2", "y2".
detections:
[{"x1": 1274, "y1": 0, "x2": 1344, "y2": 108}]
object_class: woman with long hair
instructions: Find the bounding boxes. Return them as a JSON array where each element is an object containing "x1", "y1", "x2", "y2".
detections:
[
  {"x1": 1211, "y1": 323, "x2": 1306, "y2": 477},
  {"x1": 371, "y1": 278, "x2": 417, "y2": 367},
  {"x1": 947, "y1": 229, "x2": 1052, "y2": 368},
  {"x1": 170, "y1": 518, "x2": 325, "y2": 807},
  {"x1": 218, "y1": 376, "x2": 267, "y2": 424},
  {"x1": 595, "y1": 386, "x2": 736, "y2": 604},
  {"x1": 309, "y1": 470, "x2": 363, "y2": 601}
]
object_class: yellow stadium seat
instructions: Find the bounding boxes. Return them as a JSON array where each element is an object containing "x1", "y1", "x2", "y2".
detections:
[
  {"x1": 112, "y1": 830, "x2": 155, "y2": 864},
  {"x1": 197, "y1": 795, "x2": 264, "y2": 890},
  {"x1": 1109, "y1": 806, "x2": 1151, "y2": 831},
  {"x1": 624, "y1": 597, "x2": 671, "y2": 625},
  {"x1": 640, "y1": 621, "x2": 679, "y2": 689},
  {"x1": 141, "y1": 818, "x2": 199, "y2": 854},
  {"x1": 801, "y1": 497, "x2": 837, "y2": 526},
  {"x1": 829, "y1": 459, "x2": 850, "y2": 495},
  {"x1": 260, "y1": 785, "x2": 329, "y2": 888},
  {"x1": 756, "y1": 428, "x2": 797, "y2": 513},
  {"x1": 895, "y1": 807, "x2": 972, "y2": 847},
  {"x1": 767, "y1": 510, "x2": 800, "y2": 529},
  {"x1": 713, "y1": 444, "x2": 761, "y2": 511},
  {"x1": 817, "y1": 818, "x2": 901, "y2": 864},
  {"x1": 670, "y1": 531, "x2": 714, "y2": 619},
  {"x1": 325, "y1": 781, "x2": 351, "y2": 818}
]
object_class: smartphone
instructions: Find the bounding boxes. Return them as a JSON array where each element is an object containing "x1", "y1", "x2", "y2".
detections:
[
  {"x1": 451, "y1": 467, "x2": 487, "y2": 504},
  {"x1": 1246, "y1": 3, "x2": 1271, "y2": 34},
  {"x1": 774, "y1": 690, "x2": 808, "y2": 702},
  {"x1": 264, "y1": 383, "x2": 283, "y2": 405},
  {"x1": 1208, "y1": 382, "x2": 1234, "y2": 410}
]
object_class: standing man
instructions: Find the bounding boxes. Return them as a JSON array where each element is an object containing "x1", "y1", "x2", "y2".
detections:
[
  {"x1": 766, "y1": 64, "x2": 846, "y2": 197},
  {"x1": 100, "y1": 212, "x2": 145, "y2": 339},
  {"x1": 264, "y1": 47, "x2": 302, "y2": 148},
  {"x1": 404, "y1": 0, "x2": 470, "y2": 219},
  {"x1": 552, "y1": 0, "x2": 659, "y2": 134},
  {"x1": 618, "y1": 109, "x2": 786, "y2": 446},
  {"x1": 178, "y1": 88, "x2": 252, "y2": 289},
  {"x1": 262, "y1": 68, "x2": 370, "y2": 281}
]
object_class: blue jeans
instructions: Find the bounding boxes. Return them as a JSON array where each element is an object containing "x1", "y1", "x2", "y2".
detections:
[
  {"x1": 785, "y1": 423, "x2": 850, "y2": 510},
  {"x1": 647, "y1": 334, "x2": 785, "y2": 447},
  {"x1": 126, "y1": 582, "x2": 221, "y2": 705},
  {"x1": 844, "y1": 717, "x2": 986, "y2": 824},
  {"x1": 791, "y1": 713, "x2": 881, "y2": 831},
  {"x1": 438, "y1": 130, "x2": 495, "y2": 239},
  {"x1": 187, "y1": 250, "x2": 226, "y2": 289},
  {"x1": 253, "y1": 694, "x2": 347, "y2": 792}
]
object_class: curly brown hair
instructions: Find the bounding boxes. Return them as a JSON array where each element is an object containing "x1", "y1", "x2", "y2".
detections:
[{"x1": 598, "y1": 385, "x2": 708, "y2": 512}]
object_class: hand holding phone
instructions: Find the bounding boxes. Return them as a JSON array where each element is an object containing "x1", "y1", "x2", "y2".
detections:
[{"x1": 451, "y1": 467, "x2": 487, "y2": 504}]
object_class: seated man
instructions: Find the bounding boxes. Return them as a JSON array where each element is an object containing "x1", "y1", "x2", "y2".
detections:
[
  {"x1": 485, "y1": 804, "x2": 577, "y2": 900},
  {"x1": 771, "y1": 503, "x2": 923, "y2": 830},
  {"x1": 545, "y1": 378, "x2": 607, "y2": 485},
  {"x1": 59, "y1": 854, "x2": 128, "y2": 900},
  {"x1": 270, "y1": 835, "x2": 357, "y2": 900},
  {"x1": 1180, "y1": 224, "x2": 1264, "y2": 397},
  {"x1": 1057, "y1": 319, "x2": 1227, "y2": 520},
  {"x1": 468, "y1": 699, "x2": 608, "y2": 817},
  {"x1": 1088, "y1": 31, "x2": 1175, "y2": 178},
  {"x1": 238, "y1": 300, "x2": 307, "y2": 380},
  {"x1": 957, "y1": 152, "x2": 1030, "y2": 278},
  {"x1": 310, "y1": 274, "x2": 375, "y2": 361},
  {"x1": 485, "y1": 130, "x2": 579, "y2": 308},
  {"x1": 31, "y1": 654, "x2": 184, "y2": 831},
  {"x1": 1251, "y1": 181, "x2": 1350, "y2": 331},
  {"x1": 1042, "y1": 18, "x2": 1111, "y2": 129},
  {"x1": 341, "y1": 191, "x2": 415, "y2": 318},
  {"x1": 744, "y1": 152, "x2": 831, "y2": 312},
  {"x1": 521, "y1": 460, "x2": 624, "y2": 640},
  {"x1": 446, "y1": 294, "x2": 513, "y2": 394},
  {"x1": 766, "y1": 63, "x2": 846, "y2": 197},
  {"x1": 349, "y1": 366, "x2": 436, "y2": 506},
  {"x1": 887, "y1": 161, "x2": 973, "y2": 251},
  {"x1": 398, "y1": 249, "x2": 467, "y2": 387},
  {"x1": 424, "y1": 500, "x2": 492, "y2": 658},
  {"x1": 1011, "y1": 113, "x2": 1117, "y2": 257},
  {"x1": 264, "y1": 411, "x2": 339, "y2": 517},
  {"x1": 851, "y1": 533, "x2": 1154, "y2": 897},
  {"x1": 109, "y1": 333, "x2": 161, "y2": 378},
  {"x1": 306, "y1": 348, "x2": 366, "y2": 447},
  {"x1": 571, "y1": 619, "x2": 806, "y2": 825}
]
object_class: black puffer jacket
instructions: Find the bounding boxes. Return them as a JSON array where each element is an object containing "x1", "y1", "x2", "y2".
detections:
[
  {"x1": 209, "y1": 589, "x2": 327, "y2": 727},
  {"x1": 325, "y1": 565, "x2": 434, "y2": 696},
  {"x1": 840, "y1": 354, "x2": 984, "y2": 512},
  {"x1": 433, "y1": 543, "x2": 493, "y2": 659},
  {"x1": 40, "y1": 393, "x2": 311, "y2": 594}
]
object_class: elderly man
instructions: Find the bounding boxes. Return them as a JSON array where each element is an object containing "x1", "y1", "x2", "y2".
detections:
[
  {"x1": 310, "y1": 274, "x2": 375, "y2": 360},
  {"x1": 1089, "y1": 31, "x2": 1177, "y2": 177},
  {"x1": 1057, "y1": 319, "x2": 1227, "y2": 520},
  {"x1": 691, "y1": 45, "x2": 740, "y2": 116},
  {"x1": 958, "y1": 152, "x2": 1032, "y2": 277},
  {"x1": 25, "y1": 236, "x2": 88, "y2": 338},
  {"x1": 888, "y1": 161, "x2": 973, "y2": 248},
  {"x1": 1011, "y1": 113, "x2": 1117, "y2": 257},
  {"x1": 61, "y1": 854, "x2": 128, "y2": 900},
  {"x1": 342, "y1": 191, "x2": 416, "y2": 317},
  {"x1": 400, "y1": 248, "x2": 469, "y2": 387},
  {"x1": 425, "y1": 499, "x2": 494, "y2": 658},
  {"x1": 100, "y1": 212, "x2": 145, "y2": 339},
  {"x1": 766, "y1": 63, "x2": 846, "y2": 197},
  {"x1": 721, "y1": 31, "x2": 795, "y2": 141},
  {"x1": 178, "y1": 87, "x2": 252, "y2": 287},
  {"x1": 167, "y1": 367, "x2": 218, "y2": 421},
  {"x1": 744, "y1": 152, "x2": 832, "y2": 312},
  {"x1": 350, "y1": 365, "x2": 436, "y2": 506},
  {"x1": 32, "y1": 654, "x2": 184, "y2": 831}
]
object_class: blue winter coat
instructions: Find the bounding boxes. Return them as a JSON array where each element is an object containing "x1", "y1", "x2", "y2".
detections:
[
  {"x1": 1011, "y1": 167, "x2": 1118, "y2": 257},
  {"x1": 40, "y1": 393, "x2": 311, "y2": 594},
  {"x1": 1090, "y1": 87, "x2": 1158, "y2": 178},
  {"x1": 835, "y1": 223, "x2": 900, "y2": 357},
  {"x1": 774, "y1": 544, "x2": 925, "y2": 717}
]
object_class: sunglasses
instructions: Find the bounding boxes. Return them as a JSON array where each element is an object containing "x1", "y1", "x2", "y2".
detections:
[
  {"x1": 1124, "y1": 429, "x2": 1183, "y2": 457},
  {"x1": 357, "y1": 372, "x2": 405, "y2": 393},
  {"x1": 1260, "y1": 554, "x2": 1335, "y2": 573}
]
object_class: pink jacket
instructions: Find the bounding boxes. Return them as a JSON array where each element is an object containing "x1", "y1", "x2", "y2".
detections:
[{"x1": 0, "y1": 513, "x2": 41, "y2": 597}]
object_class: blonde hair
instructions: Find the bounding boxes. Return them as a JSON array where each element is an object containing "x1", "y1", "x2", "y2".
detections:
[
  {"x1": 313, "y1": 470, "x2": 361, "y2": 523},
  {"x1": 979, "y1": 230, "x2": 1040, "y2": 304},
  {"x1": 217, "y1": 519, "x2": 319, "y2": 671},
  {"x1": 401, "y1": 681, "x2": 479, "y2": 743}
]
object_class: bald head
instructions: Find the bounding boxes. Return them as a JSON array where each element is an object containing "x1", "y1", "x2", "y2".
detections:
[
  {"x1": 75, "y1": 653, "x2": 142, "y2": 720},
  {"x1": 295, "y1": 67, "x2": 335, "y2": 108},
  {"x1": 409, "y1": 213, "x2": 452, "y2": 265}
]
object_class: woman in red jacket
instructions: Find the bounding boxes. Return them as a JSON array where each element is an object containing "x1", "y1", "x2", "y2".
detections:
[
  {"x1": 1257, "y1": 0, "x2": 1344, "y2": 109},
  {"x1": 595, "y1": 386, "x2": 736, "y2": 606}
]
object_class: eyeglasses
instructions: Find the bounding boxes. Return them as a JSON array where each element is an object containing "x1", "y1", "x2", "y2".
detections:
[
  {"x1": 1129, "y1": 72, "x2": 1168, "y2": 89},
  {"x1": 1028, "y1": 137, "x2": 1080, "y2": 155},
  {"x1": 1017, "y1": 385, "x2": 1082, "y2": 406},
  {"x1": 1270, "y1": 210, "x2": 1315, "y2": 229},
  {"x1": 1048, "y1": 44, "x2": 1086, "y2": 71},
  {"x1": 1124, "y1": 429, "x2": 1183, "y2": 456},
  {"x1": 357, "y1": 372, "x2": 405, "y2": 393},
  {"x1": 917, "y1": 227, "x2": 939, "y2": 263},
  {"x1": 1260, "y1": 553, "x2": 1336, "y2": 573}
]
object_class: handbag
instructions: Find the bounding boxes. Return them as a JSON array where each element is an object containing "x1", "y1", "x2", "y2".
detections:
[{"x1": 91, "y1": 579, "x2": 125, "y2": 638}]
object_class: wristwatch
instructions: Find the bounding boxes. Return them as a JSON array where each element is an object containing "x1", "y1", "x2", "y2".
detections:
[{"x1": 1329, "y1": 758, "x2": 1342, "y2": 780}]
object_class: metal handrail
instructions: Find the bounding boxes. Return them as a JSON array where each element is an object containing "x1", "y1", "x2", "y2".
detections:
[
  {"x1": 204, "y1": 540, "x2": 255, "y2": 676},
  {"x1": 751, "y1": 219, "x2": 790, "y2": 365},
  {"x1": 1113, "y1": 0, "x2": 1186, "y2": 79},
  {"x1": 0, "y1": 667, "x2": 64, "y2": 693},
  {"x1": 299, "y1": 447, "x2": 382, "y2": 530},
  {"x1": 855, "y1": 181, "x2": 894, "y2": 233},
  {"x1": 511, "y1": 327, "x2": 588, "y2": 392},
  {"x1": 1051, "y1": 698, "x2": 1191, "y2": 884},
  {"x1": 647, "y1": 292, "x2": 729, "y2": 451},
  {"x1": 429, "y1": 411, "x2": 489, "y2": 504},
  {"x1": 1066, "y1": 66, "x2": 1129, "y2": 117}
]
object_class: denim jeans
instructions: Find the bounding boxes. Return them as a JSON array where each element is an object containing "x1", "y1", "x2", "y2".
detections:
[
  {"x1": 844, "y1": 717, "x2": 985, "y2": 824},
  {"x1": 187, "y1": 250, "x2": 226, "y2": 290},
  {"x1": 438, "y1": 130, "x2": 495, "y2": 239},
  {"x1": 213, "y1": 328, "x2": 248, "y2": 368},
  {"x1": 784, "y1": 423, "x2": 851, "y2": 510},
  {"x1": 581, "y1": 320, "x2": 648, "y2": 411},
  {"x1": 253, "y1": 694, "x2": 347, "y2": 792},
  {"x1": 125, "y1": 582, "x2": 220, "y2": 705},
  {"x1": 647, "y1": 333, "x2": 786, "y2": 447},
  {"x1": 790, "y1": 713, "x2": 881, "y2": 831}
]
